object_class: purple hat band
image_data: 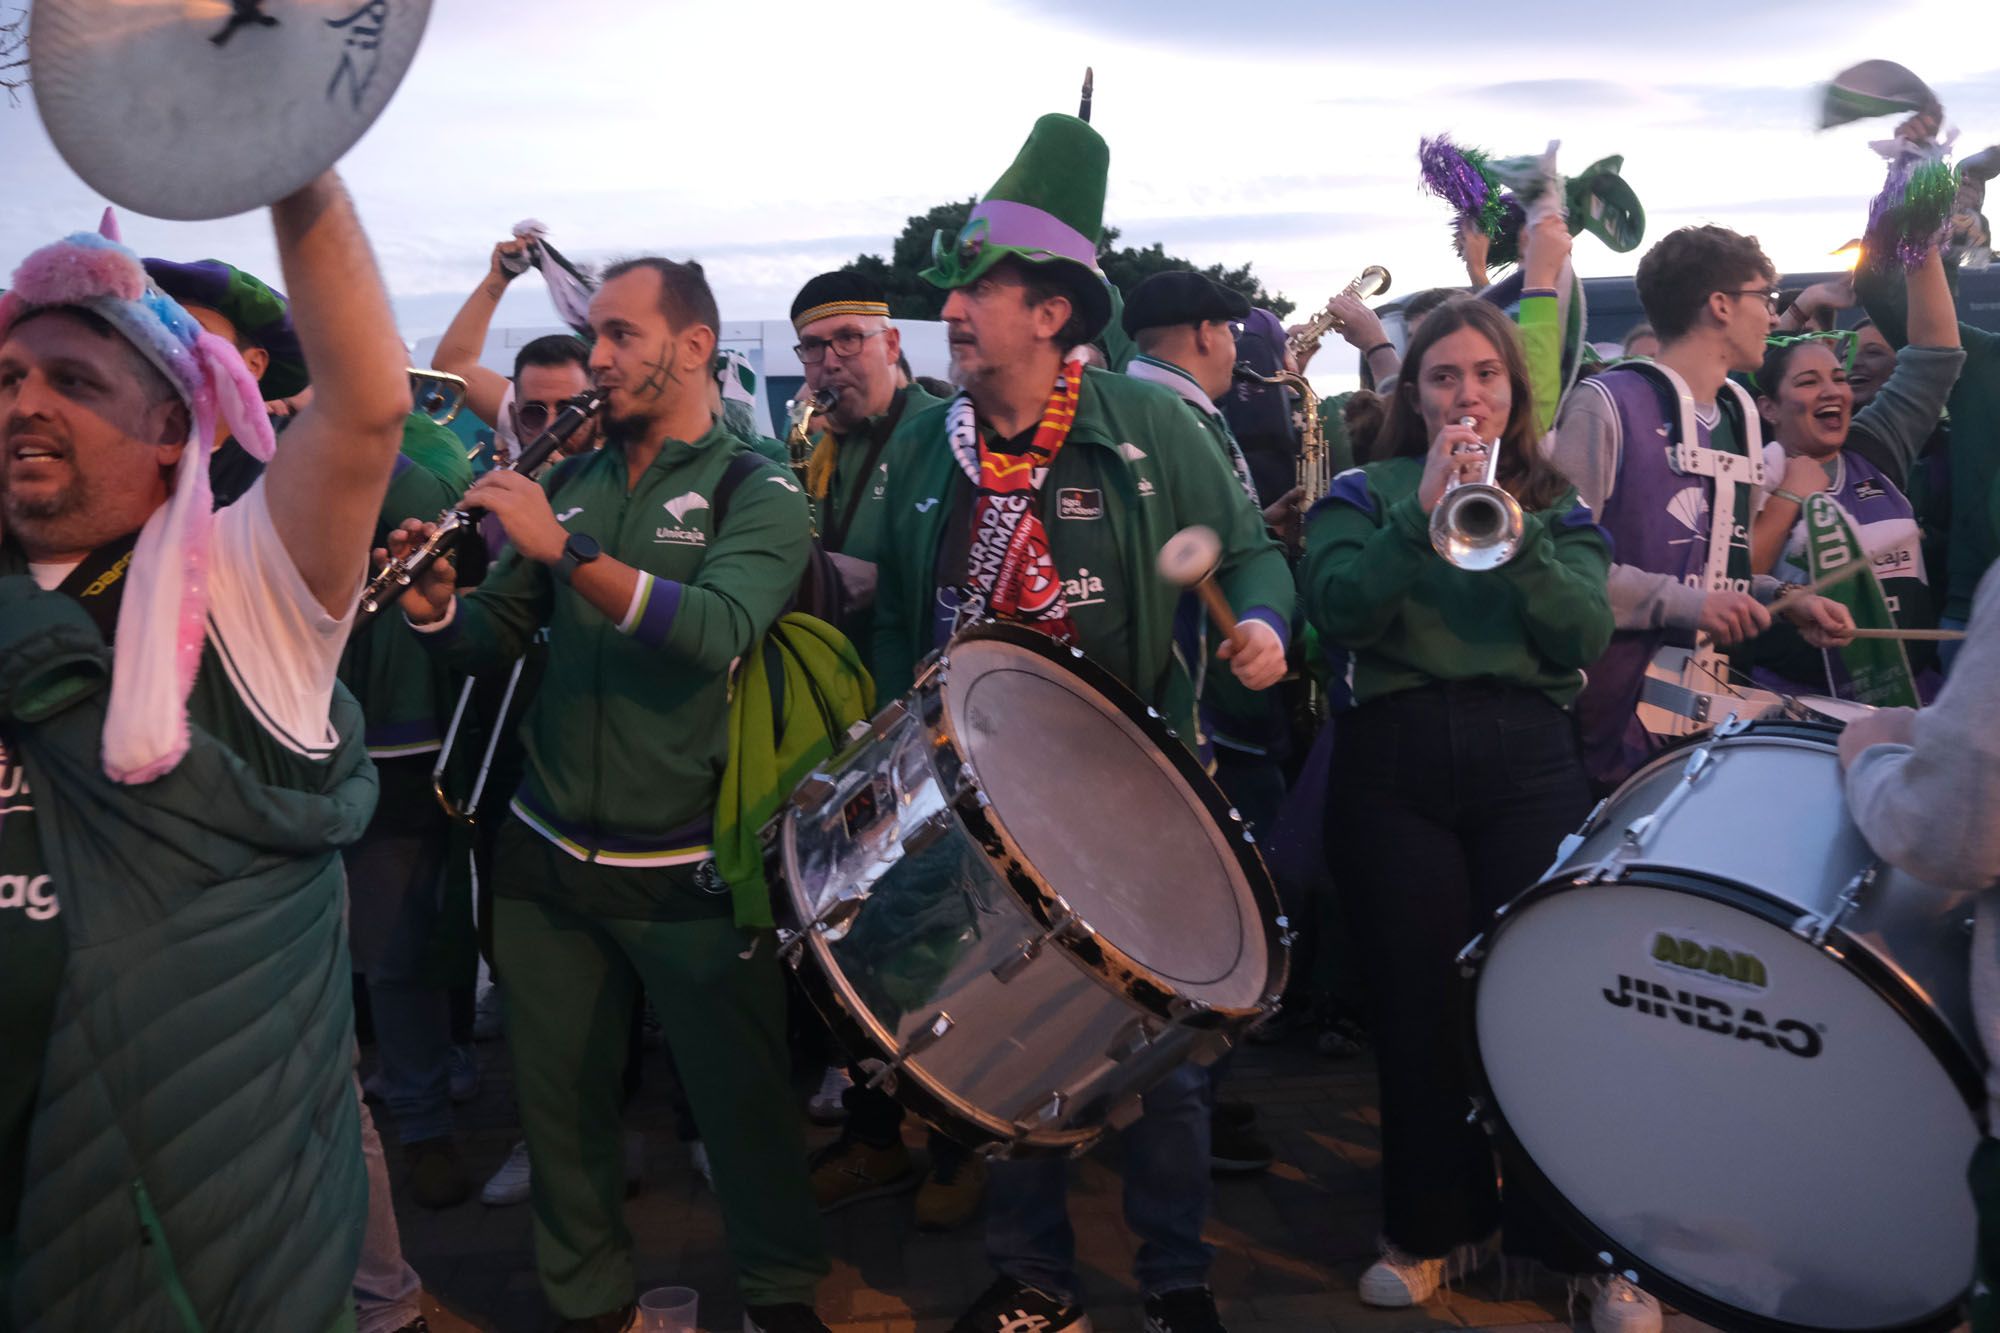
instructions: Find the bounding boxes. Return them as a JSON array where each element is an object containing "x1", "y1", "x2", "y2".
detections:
[{"x1": 968, "y1": 199, "x2": 1098, "y2": 268}]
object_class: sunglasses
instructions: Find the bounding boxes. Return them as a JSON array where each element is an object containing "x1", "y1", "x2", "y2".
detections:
[{"x1": 514, "y1": 397, "x2": 571, "y2": 434}]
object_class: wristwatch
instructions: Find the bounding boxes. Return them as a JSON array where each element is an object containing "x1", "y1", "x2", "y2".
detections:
[{"x1": 559, "y1": 532, "x2": 601, "y2": 581}]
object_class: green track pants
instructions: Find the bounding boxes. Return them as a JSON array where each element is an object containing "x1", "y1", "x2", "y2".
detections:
[{"x1": 493, "y1": 822, "x2": 827, "y2": 1321}]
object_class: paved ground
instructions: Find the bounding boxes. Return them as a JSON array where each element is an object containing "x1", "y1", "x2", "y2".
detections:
[{"x1": 384, "y1": 1028, "x2": 1721, "y2": 1333}]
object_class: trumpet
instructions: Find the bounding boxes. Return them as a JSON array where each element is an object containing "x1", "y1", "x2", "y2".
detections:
[
  {"x1": 409, "y1": 369, "x2": 468, "y2": 427},
  {"x1": 358, "y1": 387, "x2": 608, "y2": 621},
  {"x1": 1429, "y1": 418, "x2": 1523, "y2": 570},
  {"x1": 1288, "y1": 265, "x2": 1393, "y2": 366},
  {"x1": 1233, "y1": 362, "x2": 1329, "y2": 508}
]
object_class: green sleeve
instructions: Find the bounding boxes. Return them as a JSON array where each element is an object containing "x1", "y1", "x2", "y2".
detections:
[
  {"x1": 1855, "y1": 262, "x2": 1912, "y2": 348},
  {"x1": 1517, "y1": 293, "x2": 1562, "y2": 437},
  {"x1": 441, "y1": 542, "x2": 555, "y2": 671},
  {"x1": 1153, "y1": 402, "x2": 1294, "y2": 626},
  {"x1": 663, "y1": 463, "x2": 812, "y2": 672},
  {"x1": 870, "y1": 433, "x2": 925, "y2": 702},
  {"x1": 1300, "y1": 483, "x2": 1433, "y2": 649},
  {"x1": 1497, "y1": 498, "x2": 1614, "y2": 668}
]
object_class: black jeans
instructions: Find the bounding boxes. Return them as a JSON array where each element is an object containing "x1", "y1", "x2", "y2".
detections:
[{"x1": 1327, "y1": 681, "x2": 1594, "y2": 1266}]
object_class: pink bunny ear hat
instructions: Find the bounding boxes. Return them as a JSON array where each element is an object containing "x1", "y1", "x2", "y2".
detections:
[{"x1": 0, "y1": 209, "x2": 279, "y2": 783}]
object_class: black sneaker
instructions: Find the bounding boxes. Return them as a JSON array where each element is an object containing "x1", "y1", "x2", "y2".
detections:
[
  {"x1": 1209, "y1": 1111, "x2": 1274, "y2": 1174},
  {"x1": 743, "y1": 1303, "x2": 831, "y2": 1333},
  {"x1": 950, "y1": 1276, "x2": 1091, "y2": 1333},
  {"x1": 1143, "y1": 1286, "x2": 1224, "y2": 1333}
]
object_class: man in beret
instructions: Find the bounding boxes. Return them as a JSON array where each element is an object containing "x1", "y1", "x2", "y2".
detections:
[
  {"x1": 786, "y1": 273, "x2": 981, "y2": 1225},
  {"x1": 872, "y1": 112, "x2": 1292, "y2": 1333},
  {"x1": 143, "y1": 256, "x2": 310, "y2": 507}
]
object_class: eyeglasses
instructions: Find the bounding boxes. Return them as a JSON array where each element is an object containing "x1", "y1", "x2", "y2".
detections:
[
  {"x1": 794, "y1": 327, "x2": 886, "y2": 365},
  {"x1": 1726, "y1": 288, "x2": 1784, "y2": 314}
]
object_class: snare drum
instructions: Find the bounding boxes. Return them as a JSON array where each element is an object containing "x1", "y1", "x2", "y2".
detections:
[
  {"x1": 770, "y1": 624, "x2": 1289, "y2": 1157},
  {"x1": 1462, "y1": 718, "x2": 1983, "y2": 1333}
]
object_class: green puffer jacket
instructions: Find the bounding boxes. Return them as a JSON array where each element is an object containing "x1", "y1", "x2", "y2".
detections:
[
  {"x1": 0, "y1": 582, "x2": 373, "y2": 1333},
  {"x1": 873, "y1": 367, "x2": 1294, "y2": 745}
]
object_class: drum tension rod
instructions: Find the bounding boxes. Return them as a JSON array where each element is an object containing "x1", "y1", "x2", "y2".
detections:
[
  {"x1": 861, "y1": 1012, "x2": 955, "y2": 1093},
  {"x1": 1797, "y1": 860, "x2": 1879, "y2": 947},
  {"x1": 1587, "y1": 740, "x2": 1725, "y2": 883},
  {"x1": 991, "y1": 905, "x2": 1084, "y2": 984}
]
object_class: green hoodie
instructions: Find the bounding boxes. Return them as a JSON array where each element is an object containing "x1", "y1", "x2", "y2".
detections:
[
  {"x1": 420, "y1": 419, "x2": 809, "y2": 869},
  {"x1": 1301, "y1": 456, "x2": 1613, "y2": 707},
  {"x1": 872, "y1": 367, "x2": 1294, "y2": 745}
]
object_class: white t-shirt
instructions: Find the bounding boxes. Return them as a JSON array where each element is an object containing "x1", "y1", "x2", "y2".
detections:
[{"x1": 28, "y1": 479, "x2": 354, "y2": 758}]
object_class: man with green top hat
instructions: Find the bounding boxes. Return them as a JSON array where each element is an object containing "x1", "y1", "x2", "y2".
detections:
[{"x1": 872, "y1": 111, "x2": 1291, "y2": 1333}]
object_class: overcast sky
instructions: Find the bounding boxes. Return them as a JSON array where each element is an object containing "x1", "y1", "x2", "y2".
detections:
[{"x1": 3, "y1": 0, "x2": 1996, "y2": 391}]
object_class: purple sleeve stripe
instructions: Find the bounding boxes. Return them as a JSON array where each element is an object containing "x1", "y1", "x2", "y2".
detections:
[
  {"x1": 1521, "y1": 287, "x2": 1560, "y2": 300},
  {"x1": 1241, "y1": 607, "x2": 1291, "y2": 651},
  {"x1": 618, "y1": 572, "x2": 683, "y2": 647}
]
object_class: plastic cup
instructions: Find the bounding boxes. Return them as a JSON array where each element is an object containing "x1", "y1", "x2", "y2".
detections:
[{"x1": 638, "y1": 1286, "x2": 699, "y2": 1333}]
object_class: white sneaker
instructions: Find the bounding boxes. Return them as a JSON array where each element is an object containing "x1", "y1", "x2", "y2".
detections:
[
  {"x1": 1588, "y1": 1276, "x2": 1662, "y2": 1333},
  {"x1": 806, "y1": 1065, "x2": 851, "y2": 1124},
  {"x1": 472, "y1": 981, "x2": 504, "y2": 1042},
  {"x1": 1357, "y1": 1240, "x2": 1488, "y2": 1307},
  {"x1": 689, "y1": 1140, "x2": 713, "y2": 1187},
  {"x1": 480, "y1": 1139, "x2": 532, "y2": 1206}
]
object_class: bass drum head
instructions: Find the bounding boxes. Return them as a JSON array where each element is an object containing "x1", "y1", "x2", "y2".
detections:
[
  {"x1": 941, "y1": 633, "x2": 1271, "y2": 1013},
  {"x1": 1474, "y1": 877, "x2": 1978, "y2": 1331},
  {"x1": 32, "y1": 0, "x2": 433, "y2": 220}
]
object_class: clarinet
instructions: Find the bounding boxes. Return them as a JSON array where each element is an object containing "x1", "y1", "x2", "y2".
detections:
[{"x1": 357, "y1": 387, "x2": 608, "y2": 620}]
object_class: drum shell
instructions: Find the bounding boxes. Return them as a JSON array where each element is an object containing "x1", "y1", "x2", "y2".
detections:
[
  {"x1": 773, "y1": 626, "x2": 1286, "y2": 1157},
  {"x1": 1465, "y1": 719, "x2": 1984, "y2": 1333}
]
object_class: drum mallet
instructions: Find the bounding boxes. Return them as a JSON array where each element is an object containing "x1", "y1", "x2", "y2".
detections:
[{"x1": 1158, "y1": 525, "x2": 1249, "y2": 653}]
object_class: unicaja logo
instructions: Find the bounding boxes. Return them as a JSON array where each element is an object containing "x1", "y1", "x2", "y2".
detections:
[{"x1": 0, "y1": 875, "x2": 58, "y2": 922}]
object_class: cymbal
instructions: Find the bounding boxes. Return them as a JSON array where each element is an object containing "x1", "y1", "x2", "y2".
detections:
[{"x1": 31, "y1": 0, "x2": 433, "y2": 220}]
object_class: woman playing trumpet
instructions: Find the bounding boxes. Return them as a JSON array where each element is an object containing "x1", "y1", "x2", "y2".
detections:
[{"x1": 1299, "y1": 299, "x2": 1640, "y2": 1327}]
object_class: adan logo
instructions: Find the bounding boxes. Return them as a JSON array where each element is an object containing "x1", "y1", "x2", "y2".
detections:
[
  {"x1": 1603, "y1": 975, "x2": 1822, "y2": 1058},
  {"x1": 1650, "y1": 932, "x2": 1768, "y2": 990}
]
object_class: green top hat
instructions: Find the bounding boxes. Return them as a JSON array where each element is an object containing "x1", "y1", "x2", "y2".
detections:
[{"x1": 921, "y1": 113, "x2": 1114, "y2": 341}]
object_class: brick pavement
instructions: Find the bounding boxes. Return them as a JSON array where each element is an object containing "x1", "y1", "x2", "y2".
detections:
[{"x1": 387, "y1": 1033, "x2": 1719, "y2": 1333}]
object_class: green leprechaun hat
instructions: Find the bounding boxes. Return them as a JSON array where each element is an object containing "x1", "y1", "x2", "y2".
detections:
[{"x1": 922, "y1": 113, "x2": 1114, "y2": 339}]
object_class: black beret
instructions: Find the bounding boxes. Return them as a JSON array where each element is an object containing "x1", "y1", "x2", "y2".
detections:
[
  {"x1": 1120, "y1": 270, "x2": 1250, "y2": 336},
  {"x1": 791, "y1": 271, "x2": 891, "y2": 331}
]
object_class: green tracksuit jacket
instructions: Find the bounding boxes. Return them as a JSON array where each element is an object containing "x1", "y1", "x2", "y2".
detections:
[
  {"x1": 872, "y1": 367, "x2": 1294, "y2": 744},
  {"x1": 420, "y1": 419, "x2": 810, "y2": 865}
]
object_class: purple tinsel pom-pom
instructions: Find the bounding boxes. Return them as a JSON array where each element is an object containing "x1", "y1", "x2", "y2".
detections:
[{"x1": 1419, "y1": 135, "x2": 1490, "y2": 214}]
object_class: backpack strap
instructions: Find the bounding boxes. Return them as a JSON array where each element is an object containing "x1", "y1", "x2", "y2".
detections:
[{"x1": 712, "y1": 449, "x2": 777, "y2": 535}]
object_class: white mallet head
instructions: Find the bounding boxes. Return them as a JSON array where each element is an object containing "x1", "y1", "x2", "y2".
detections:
[{"x1": 1157, "y1": 525, "x2": 1223, "y2": 587}]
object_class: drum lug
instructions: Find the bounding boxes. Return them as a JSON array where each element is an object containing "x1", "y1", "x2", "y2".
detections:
[
  {"x1": 1106, "y1": 1018, "x2": 1164, "y2": 1062},
  {"x1": 1169, "y1": 996, "x2": 1214, "y2": 1023},
  {"x1": 867, "y1": 699, "x2": 910, "y2": 740},
  {"x1": 992, "y1": 937, "x2": 1044, "y2": 984},
  {"x1": 1795, "y1": 860, "x2": 1879, "y2": 947},
  {"x1": 1274, "y1": 914, "x2": 1297, "y2": 949},
  {"x1": 1589, "y1": 743, "x2": 1722, "y2": 883},
  {"x1": 794, "y1": 771, "x2": 836, "y2": 808},
  {"x1": 810, "y1": 892, "x2": 870, "y2": 944}
]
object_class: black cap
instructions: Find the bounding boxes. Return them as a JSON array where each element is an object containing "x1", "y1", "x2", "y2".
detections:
[
  {"x1": 790, "y1": 271, "x2": 892, "y2": 332},
  {"x1": 1120, "y1": 271, "x2": 1251, "y2": 337}
]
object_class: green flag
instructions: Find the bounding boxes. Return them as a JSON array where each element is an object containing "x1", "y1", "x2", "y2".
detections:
[{"x1": 1803, "y1": 493, "x2": 1919, "y2": 707}]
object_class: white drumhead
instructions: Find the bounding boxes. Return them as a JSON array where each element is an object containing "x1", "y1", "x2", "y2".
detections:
[
  {"x1": 32, "y1": 0, "x2": 432, "y2": 220},
  {"x1": 942, "y1": 636, "x2": 1269, "y2": 1010},
  {"x1": 1476, "y1": 881, "x2": 1977, "y2": 1329}
]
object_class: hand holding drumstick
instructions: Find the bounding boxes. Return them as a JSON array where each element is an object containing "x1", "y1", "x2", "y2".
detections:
[{"x1": 1157, "y1": 526, "x2": 1288, "y2": 691}]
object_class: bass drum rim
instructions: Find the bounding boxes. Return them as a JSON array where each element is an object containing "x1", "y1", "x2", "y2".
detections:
[
  {"x1": 1462, "y1": 865, "x2": 1982, "y2": 1333},
  {"x1": 933, "y1": 622, "x2": 1291, "y2": 1025}
]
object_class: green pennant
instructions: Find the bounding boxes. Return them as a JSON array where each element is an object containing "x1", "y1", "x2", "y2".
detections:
[{"x1": 1803, "y1": 493, "x2": 1919, "y2": 707}]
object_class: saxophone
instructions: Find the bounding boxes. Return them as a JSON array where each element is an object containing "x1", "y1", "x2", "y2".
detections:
[
  {"x1": 1286, "y1": 265, "x2": 1392, "y2": 366},
  {"x1": 1232, "y1": 363, "x2": 1328, "y2": 507},
  {"x1": 785, "y1": 387, "x2": 837, "y2": 494}
]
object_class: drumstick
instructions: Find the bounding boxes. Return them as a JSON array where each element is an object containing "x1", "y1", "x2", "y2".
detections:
[
  {"x1": 1766, "y1": 545, "x2": 1903, "y2": 619},
  {"x1": 1157, "y1": 525, "x2": 1248, "y2": 653},
  {"x1": 1845, "y1": 627, "x2": 1967, "y2": 641}
]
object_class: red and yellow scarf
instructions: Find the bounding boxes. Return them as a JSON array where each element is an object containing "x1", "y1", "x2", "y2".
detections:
[{"x1": 947, "y1": 360, "x2": 1084, "y2": 642}]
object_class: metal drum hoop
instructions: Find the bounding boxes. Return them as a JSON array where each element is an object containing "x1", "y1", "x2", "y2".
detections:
[
  {"x1": 1455, "y1": 717, "x2": 1984, "y2": 1333},
  {"x1": 929, "y1": 622, "x2": 1291, "y2": 1027}
]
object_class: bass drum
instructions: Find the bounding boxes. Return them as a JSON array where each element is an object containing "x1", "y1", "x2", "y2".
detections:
[
  {"x1": 1462, "y1": 718, "x2": 1983, "y2": 1333},
  {"x1": 771, "y1": 624, "x2": 1288, "y2": 1157}
]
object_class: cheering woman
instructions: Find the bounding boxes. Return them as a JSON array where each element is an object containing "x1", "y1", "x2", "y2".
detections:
[{"x1": 1299, "y1": 299, "x2": 1644, "y2": 1330}]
